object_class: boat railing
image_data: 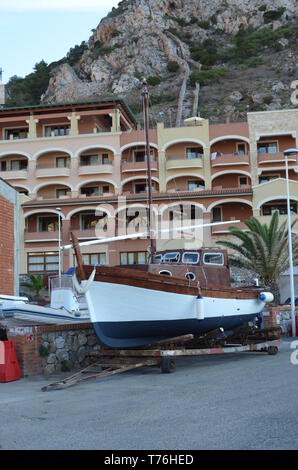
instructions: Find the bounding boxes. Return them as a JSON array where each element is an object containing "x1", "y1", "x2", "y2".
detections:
[{"x1": 50, "y1": 275, "x2": 73, "y2": 292}]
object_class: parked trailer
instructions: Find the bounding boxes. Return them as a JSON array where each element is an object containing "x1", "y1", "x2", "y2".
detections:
[{"x1": 42, "y1": 326, "x2": 281, "y2": 391}]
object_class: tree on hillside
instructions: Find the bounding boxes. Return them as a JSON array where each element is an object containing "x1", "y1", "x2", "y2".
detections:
[
  {"x1": 6, "y1": 60, "x2": 50, "y2": 106},
  {"x1": 216, "y1": 212, "x2": 298, "y2": 304}
]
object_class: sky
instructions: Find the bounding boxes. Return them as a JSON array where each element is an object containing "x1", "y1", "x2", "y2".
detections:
[{"x1": 0, "y1": 0, "x2": 119, "y2": 83}]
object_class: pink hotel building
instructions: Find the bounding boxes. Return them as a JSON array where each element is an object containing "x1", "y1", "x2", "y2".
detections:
[{"x1": 0, "y1": 98, "x2": 297, "y2": 275}]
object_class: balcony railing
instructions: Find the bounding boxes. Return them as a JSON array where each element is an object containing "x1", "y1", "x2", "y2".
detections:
[
  {"x1": 78, "y1": 163, "x2": 114, "y2": 175},
  {"x1": 35, "y1": 165, "x2": 70, "y2": 178},
  {"x1": 24, "y1": 230, "x2": 59, "y2": 242},
  {"x1": 0, "y1": 169, "x2": 28, "y2": 179},
  {"x1": 166, "y1": 155, "x2": 203, "y2": 170},
  {"x1": 258, "y1": 152, "x2": 297, "y2": 165},
  {"x1": 211, "y1": 221, "x2": 247, "y2": 234},
  {"x1": 211, "y1": 152, "x2": 250, "y2": 167},
  {"x1": 122, "y1": 160, "x2": 158, "y2": 172},
  {"x1": 70, "y1": 229, "x2": 97, "y2": 239}
]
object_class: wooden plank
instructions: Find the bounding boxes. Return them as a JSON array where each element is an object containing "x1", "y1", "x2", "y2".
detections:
[{"x1": 41, "y1": 358, "x2": 159, "y2": 391}]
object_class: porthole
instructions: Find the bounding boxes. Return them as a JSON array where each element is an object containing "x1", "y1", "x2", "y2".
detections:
[
  {"x1": 159, "y1": 270, "x2": 172, "y2": 276},
  {"x1": 185, "y1": 272, "x2": 196, "y2": 281}
]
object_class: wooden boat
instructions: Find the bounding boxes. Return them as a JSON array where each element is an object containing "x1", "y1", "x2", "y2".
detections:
[
  {"x1": 70, "y1": 80, "x2": 273, "y2": 348},
  {"x1": 72, "y1": 247, "x2": 272, "y2": 348}
]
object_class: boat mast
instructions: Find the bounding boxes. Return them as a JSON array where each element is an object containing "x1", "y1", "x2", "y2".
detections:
[
  {"x1": 142, "y1": 79, "x2": 156, "y2": 256},
  {"x1": 71, "y1": 231, "x2": 86, "y2": 280}
]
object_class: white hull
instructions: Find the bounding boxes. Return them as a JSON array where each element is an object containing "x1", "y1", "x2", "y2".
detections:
[
  {"x1": 83, "y1": 280, "x2": 267, "y2": 347},
  {"x1": 1, "y1": 299, "x2": 89, "y2": 324}
]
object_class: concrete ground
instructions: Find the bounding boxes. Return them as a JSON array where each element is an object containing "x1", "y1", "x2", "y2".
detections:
[{"x1": 0, "y1": 339, "x2": 297, "y2": 450}]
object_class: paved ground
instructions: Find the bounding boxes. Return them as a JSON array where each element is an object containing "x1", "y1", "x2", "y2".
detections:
[{"x1": 0, "y1": 339, "x2": 297, "y2": 450}]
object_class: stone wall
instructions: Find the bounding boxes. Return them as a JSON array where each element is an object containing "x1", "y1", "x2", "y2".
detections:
[
  {"x1": 8, "y1": 322, "x2": 101, "y2": 377},
  {"x1": 41, "y1": 324, "x2": 101, "y2": 375}
]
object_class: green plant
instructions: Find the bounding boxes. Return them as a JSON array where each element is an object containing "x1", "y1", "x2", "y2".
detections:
[
  {"x1": 150, "y1": 92, "x2": 176, "y2": 105},
  {"x1": 21, "y1": 274, "x2": 44, "y2": 299},
  {"x1": 263, "y1": 7, "x2": 286, "y2": 24},
  {"x1": 210, "y1": 14, "x2": 217, "y2": 25},
  {"x1": 190, "y1": 39, "x2": 218, "y2": 66},
  {"x1": 263, "y1": 95, "x2": 273, "y2": 105},
  {"x1": 189, "y1": 67, "x2": 229, "y2": 87},
  {"x1": 107, "y1": 1, "x2": 129, "y2": 18},
  {"x1": 91, "y1": 41, "x2": 115, "y2": 59},
  {"x1": 167, "y1": 61, "x2": 180, "y2": 73},
  {"x1": 197, "y1": 20, "x2": 210, "y2": 29},
  {"x1": 147, "y1": 76, "x2": 161, "y2": 86},
  {"x1": 216, "y1": 213, "x2": 298, "y2": 304},
  {"x1": 110, "y1": 30, "x2": 121, "y2": 38},
  {"x1": 39, "y1": 344, "x2": 49, "y2": 357},
  {"x1": 66, "y1": 41, "x2": 88, "y2": 66},
  {"x1": 164, "y1": 14, "x2": 188, "y2": 27},
  {"x1": 230, "y1": 26, "x2": 295, "y2": 63},
  {"x1": 166, "y1": 28, "x2": 192, "y2": 43},
  {"x1": 242, "y1": 56, "x2": 263, "y2": 68},
  {"x1": 6, "y1": 61, "x2": 50, "y2": 107},
  {"x1": 61, "y1": 360, "x2": 72, "y2": 372}
]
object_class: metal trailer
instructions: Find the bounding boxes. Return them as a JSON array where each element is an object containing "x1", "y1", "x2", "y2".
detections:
[{"x1": 42, "y1": 325, "x2": 281, "y2": 391}]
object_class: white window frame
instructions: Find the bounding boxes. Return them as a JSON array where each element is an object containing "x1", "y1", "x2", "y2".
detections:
[
  {"x1": 203, "y1": 252, "x2": 224, "y2": 266},
  {"x1": 185, "y1": 272, "x2": 196, "y2": 281},
  {"x1": 159, "y1": 270, "x2": 172, "y2": 276},
  {"x1": 236, "y1": 142, "x2": 247, "y2": 155},
  {"x1": 182, "y1": 252, "x2": 200, "y2": 265},
  {"x1": 43, "y1": 122, "x2": 71, "y2": 138},
  {"x1": 163, "y1": 252, "x2": 180, "y2": 263},
  {"x1": 257, "y1": 140, "x2": 279, "y2": 154}
]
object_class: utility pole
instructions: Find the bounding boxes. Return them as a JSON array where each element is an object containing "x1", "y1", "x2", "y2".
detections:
[{"x1": 284, "y1": 148, "x2": 298, "y2": 337}]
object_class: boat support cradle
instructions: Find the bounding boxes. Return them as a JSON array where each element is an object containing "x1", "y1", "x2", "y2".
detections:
[{"x1": 42, "y1": 326, "x2": 281, "y2": 391}]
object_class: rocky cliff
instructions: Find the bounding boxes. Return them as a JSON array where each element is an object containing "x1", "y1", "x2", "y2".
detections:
[{"x1": 42, "y1": 0, "x2": 298, "y2": 124}]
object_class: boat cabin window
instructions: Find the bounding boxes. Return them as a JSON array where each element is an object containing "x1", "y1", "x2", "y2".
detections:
[
  {"x1": 159, "y1": 270, "x2": 172, "y2": 276},
  {"x1": 185, "y1": 272, "x2": 196, "y2": 281},
  {"x1": 154, "y1": 254, "x2": 163, "y2": 263},
  {"x1": 182, "y1": 252, "x2": 199, "y2": 265},
  {"x1": 203, "y1": 253, "x2": 224, "y2": 266},
  {"x1": 163, "y1": 252, "x2": 180, "y2": 263}
]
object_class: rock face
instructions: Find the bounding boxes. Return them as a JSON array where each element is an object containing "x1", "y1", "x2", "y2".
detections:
[{"x1": 42, "y1": 0, "x2": 298, "y2": 123}]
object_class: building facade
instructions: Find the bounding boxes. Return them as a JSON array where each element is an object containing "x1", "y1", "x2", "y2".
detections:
[
  {"x1": 0, "y1": 99, "x2": 297, "y2": 276},
  {"x1": 0, "y1": 178, "x2": 20, "y2": 294}
]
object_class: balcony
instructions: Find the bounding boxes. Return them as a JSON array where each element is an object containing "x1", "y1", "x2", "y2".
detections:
[
  {"x1": 166, "y1": 156, "x2": 203, "y2": 171},
  {"x1": 258, "y1": 215, "x2": 298, "y2": 234},
  {"x1": 35, "y1": 165, "x2": 70, "y2": 178},
  {"x1": 24, "y1": 230, "x2": 59, "y2": 243},
  {"x1": 122, "y1": 160, "x2": 158, "y2": 172},
  {"x1": 211, "y1": 153, "x2": 250, "y2": 167},
  {"x1": 211, "y1": 221, "x2": 247, "y2": 234},
  {"x1": 258, "y1": 152, "x2": 297, "y2": 165},
  {"x1": 0, "y1": 169, "x2": 28, "y2": 180},
  {"x1": 78, "y1": 163, "x2": 113, "y2": 175},
  {"x1": 70, "y1": 229, "x2": 97, "y2": 240}
]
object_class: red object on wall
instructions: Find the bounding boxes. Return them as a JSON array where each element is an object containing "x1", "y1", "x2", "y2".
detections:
[
  {"x1": 0, "y1": 340, "x2": 21, "y2": 382},
  {"x1": 289, "y1": 316, "x2": 298, "y2": 337}
]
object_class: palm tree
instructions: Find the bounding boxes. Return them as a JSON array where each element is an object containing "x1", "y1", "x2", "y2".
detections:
[
  {"x1": 216, "y1": 212, "x2": 298, "y2": 304},
  {"x1": 21, "y1": 274, "x2": 44, "y2": 300}
]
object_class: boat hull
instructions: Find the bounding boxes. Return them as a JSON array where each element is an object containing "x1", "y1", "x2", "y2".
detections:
[
  {"x1": 2, "y1": 302, "x2": 89, "y2": 324},
  {"x1": 84, "y1": 280, "x2": 266, "y2": 348}
]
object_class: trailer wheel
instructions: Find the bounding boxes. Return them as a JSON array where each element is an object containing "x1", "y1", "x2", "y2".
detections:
[
  {"x1": 160, "y1": 357, "x2": 175, "y2": 373},
  {"x1": 268, "y1": 346, "x2": 278, "y2": 355}
]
